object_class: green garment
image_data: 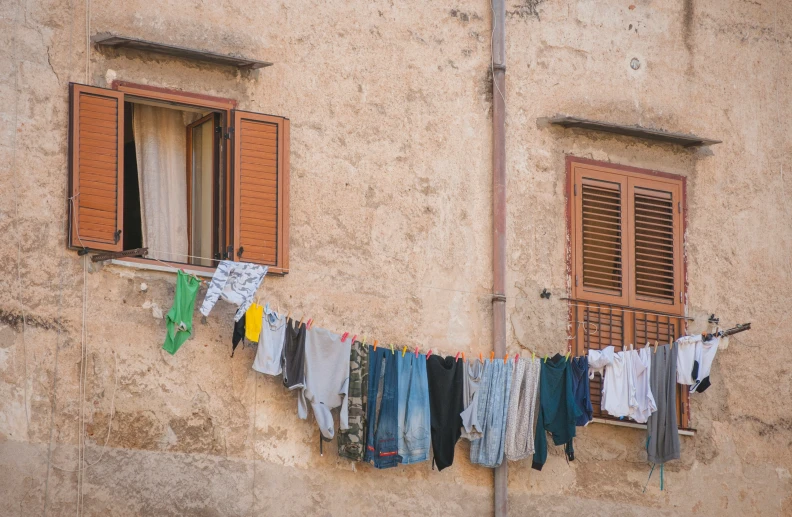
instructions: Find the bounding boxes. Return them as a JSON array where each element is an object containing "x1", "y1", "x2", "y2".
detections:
[
  {"x1": 532, "y1": 354, "x2": 582, "y2": 471},
  {"x1": 163, "y1": 271, "x2": 201, "y2": 355}
]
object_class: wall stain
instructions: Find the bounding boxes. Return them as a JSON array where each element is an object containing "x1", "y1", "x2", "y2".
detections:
[
  {"x1": 507, "y1": 0, "x2": 545, "y2": 20},
  {"x1": 0, "y1": 307, "x2": 65, "y2": 333}
]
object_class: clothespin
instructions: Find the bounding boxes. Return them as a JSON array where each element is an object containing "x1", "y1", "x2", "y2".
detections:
[
  {"x1": 373, "y1": 340, "x2": 378, "y2": 350},
  {"x1": 362, "y1": 336, "x2": 367, "y2": 345},
  {"x1": 402, "y1": 345, "x2": 407, "y2": 357},
  {"x1": 654, "y1": 340, "x2": 659, "y2": 354},
  {"x1": 515, "y1": 354, "x2": 519, "y2": 362},
  {"x1": 286, "y1": 309, "x2": 291, "y2": 320},
  {"x1": 479, "y1": 352, "x2": 483, "y2": 363},
  {"x1": 532, "y1": 351, "x2": 535, "y2": 361},
  {"x1": 390, "y1": 344, "x2": 395, "y2": 355},
  {"x1": 504, "y1": 354, "x2": 509, "y2": 363},
  {"x1": 454, "y1": 351, "x2": 461, "y2": 362},
  {"x1": 669, "y1": 338, "x2": 674, "y2": 349},
  {"x1": 298, "y1": 315, "x2": 305, "y2": 327},
  {"x1": 351, "y1": 334, "x2": 357, "y2": 344},
  {"x1": 341, "y1": 332, "x2": 349, "y2": 342},
  {"x1": 306, "y1": 318, "x2": 313, "y2": 329},
  {"x1": 490, "y1": 351, "x2": 495, "y2": 361},
  {"x1": 565, "y1": 351, "x2": 571, "y2": 361},
  {"x1": 462, "y1": 352, "x2": 466, "y2": 362},
  {"x1": 544, "y1": 354, "x2": 548, "y2": 363},
  {"x1": 427, "y1": 349, "x2": 432, "y2": 358},
  {"x1": 414, "y1": 346, "x2": 419, "y2": 358}
]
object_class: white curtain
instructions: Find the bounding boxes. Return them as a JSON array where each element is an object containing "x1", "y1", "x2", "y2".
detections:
[{"x1": 133, "y1": 105, "x2": 189, "y2": 263}]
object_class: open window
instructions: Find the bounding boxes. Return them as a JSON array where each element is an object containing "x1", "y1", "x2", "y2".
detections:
[{"x1": 68, "y1": 82, "x2": 290, "y2": 273}]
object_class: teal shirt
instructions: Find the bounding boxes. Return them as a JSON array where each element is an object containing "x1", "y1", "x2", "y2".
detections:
[
  {"x1": 163, "y1": 271, "x2": 201, "y2": 355},
  {"x1": 532, "y1": 354, "x2": 582, "y2": 470}
]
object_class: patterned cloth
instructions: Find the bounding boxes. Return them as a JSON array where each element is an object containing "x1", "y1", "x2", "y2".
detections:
[
  {"x1": 199, "y1": 260, "x2": 268, "y2": 322},
  {"x1": 338, "y1": 340, "x2": 369, "y2": 461},
  {"x1": 470, "y1": 359, "x2": 513, "y2": 468},
  {"x1": 504, "y1": 357, "x2": 541, "y2": 460}
]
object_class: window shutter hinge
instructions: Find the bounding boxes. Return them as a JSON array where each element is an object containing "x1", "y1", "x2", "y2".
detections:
[
  {"x1": 114, "y1": 229, "x2": 121, "y2": 244},
  {"x1": 237, "y1": 246, "x2": 244, "y2": 258},
  {"x1": 226, "y1": 245, "x2": 233, "y2": 260},
  {"x1": 574, "y1": 184, "x2": 578, "y2": 196},
  {"x1": 575, "y1": 275, "x2": 579, "y2": 287},
  {"x1": 680, "y1": 292, "x2": 683, "y2": 303},
  {"x1": 224, "y1": 127, "x2": 234, "y2": 140},
  {"x1": 678, "y1": 201, "x2": 681, "y2": 213}
]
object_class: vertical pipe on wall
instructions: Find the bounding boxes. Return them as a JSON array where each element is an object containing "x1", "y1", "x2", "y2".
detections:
[{"x1": 491, "y1": 0, "x2": 508, "y2": 516}]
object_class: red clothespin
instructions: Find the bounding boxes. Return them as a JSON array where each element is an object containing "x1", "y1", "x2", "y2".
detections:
[
  {"x1": 515, "y1": 353, "x2": 519, "y2": 362},
  {"x1": 427, "y1": 349, "x2": 432, "y2": 358},
  {"x1": 414, "y1": 346, "x2": 419, "y2": 358},
  {"x1": 306, "y1": 318, "x2": 313, "y2": 329},
  {"x1": 351, "y1": 335, "x2": 357, "y2": 344},
  {"x1": 341, "y1": 332, "x2": 349, "y2": 342},
  {"x1": 454, "y1": 351, "x2": 461, "y2": 362}
]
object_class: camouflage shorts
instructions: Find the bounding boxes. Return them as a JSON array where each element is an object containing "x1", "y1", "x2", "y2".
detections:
[{"x1": 338, "y1": 340, "x2": 368, "y2": 461}]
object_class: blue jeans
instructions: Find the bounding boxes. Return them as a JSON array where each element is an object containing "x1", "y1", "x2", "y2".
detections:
[
  {"x1": 397, "y1": 353, "x2": 431, "y2": 464},
  {"x1": 470, "y1": 359, "x2": 513, "y2": 468},
  {"x1": 364, "y1": 347, "x2": 402, "y2": 468}
]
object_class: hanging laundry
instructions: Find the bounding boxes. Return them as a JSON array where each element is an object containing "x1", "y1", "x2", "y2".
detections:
[
  {"x1": 629, "y1": 347, "x2": 657, "y2": 424},
  {"x1": 426, "y1": 355, "x2": 464, "y2": 471},
  {"x1": 470, "y1": 359, "x2": 513, "y2": 468},
  {"x1": 245, "y1": 303, "x2": 264, "y2": 342},
  {"x1": 646, "y1": 344, "x2": 680, "y2": 464},
  {"x1": 281, "y1": 318, "x2": 306, "y2": 390},
  {"x1": 504, "y1": 356, "x2": 541, "y2": 461},
  {"x1": 532, "y1": 354, "x2": 581, "y2": 471},
  {"x1": 252, "y1": 307, "x2": 287, "y2": 376},
  {"x1": 199, "y1": 260, "x2": 268, "y2": 322},
  {"x1": 690, "y1": 335, "x2": 721, "y2": 393},
  {"x1": 396, "y1": 352, "x2": 431, "y2": 464},
  {"x1": 338, "y1": 339, "x2": 369, "y2": 462},
  {"x1": 231, "y1": 317, "x2": 246, "y2": 357},
  {"x1": 298, "y1": 326, "x2": 351, "y2": 440},
  {"x1": 364, "y1": 347, "x2": 402, "y2": 469},
  {"x1": 602, "y1": 350, "x2": 631, "y2": 418},
  {"x1": 675, "y1": 335, "x2": 698, "y2": 385},
  {"x1": 587, "y1": 345, "x2": 615, "y2": 379},
  {"x1": 570, "y1": 356, "x2": 593, "y2": 426},
  {"x1": 460, "y1": 358, "x2": 485, "y2": 440},
  {"x1": 162, "y1": 270, "x2": 201, "y2": 355}
]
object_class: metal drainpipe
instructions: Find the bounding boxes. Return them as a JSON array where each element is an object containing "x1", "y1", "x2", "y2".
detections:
[{"x1": 491, "y1": 0, "x2": 508, "y2": 516}]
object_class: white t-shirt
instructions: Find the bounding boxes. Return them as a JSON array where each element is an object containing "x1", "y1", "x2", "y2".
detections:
[
  {"x1": 252, "y1": 308, "x2": 287, "y2": 376},
  {"x1": 602, "y1": 350, "x2": 631, "y2": 418},
  {"x1": 690, "y1": 336, "x2": 720, "y2": 393},
  {"x1": 629, "y1": 347, "x2": 657, "y2": 424},
  {"x1": 675, "y1": 335, "x2": 699, "y2": 385}
]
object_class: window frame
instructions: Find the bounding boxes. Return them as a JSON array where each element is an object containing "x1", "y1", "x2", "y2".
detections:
[
  {"x1": 566, "y1": 156, "x2": 690, "y2": 428},
  {"x1": 67, "y1": 81, "x2": 290, "y2": 275}
]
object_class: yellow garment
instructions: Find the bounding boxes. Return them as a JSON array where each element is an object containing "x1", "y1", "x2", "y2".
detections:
[{"x1": 245, "y1": 303, "x2": 264, "y2": 342}]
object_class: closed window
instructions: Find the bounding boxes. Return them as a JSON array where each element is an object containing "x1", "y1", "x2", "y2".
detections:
[
  {"x1": 567, "y1": 158, "x2": 689, "y2": 427},
  {"x1": 67, "y1": 83, "x2": 290, "y2": 273}
]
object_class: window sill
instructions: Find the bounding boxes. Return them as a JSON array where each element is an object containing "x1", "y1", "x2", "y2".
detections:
[
  {"x1": 110, "y1": 258, "x2": 215, "y2": 278},
  {"x1": 590, "y1": 417, "x2": 696, "y2": 436}
]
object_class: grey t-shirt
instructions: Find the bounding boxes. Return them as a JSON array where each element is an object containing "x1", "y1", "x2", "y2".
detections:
[{"x1": 460, "y1": 358, "x2": 485, "y2": 440}]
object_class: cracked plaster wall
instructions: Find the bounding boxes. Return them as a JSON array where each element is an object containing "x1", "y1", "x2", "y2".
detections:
[{"x1": 0, "y1": 0, "x2": 791, "y2": 515}]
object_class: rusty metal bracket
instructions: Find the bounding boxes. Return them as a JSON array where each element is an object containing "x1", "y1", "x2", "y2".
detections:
[{"x1": 91, "y1": 247, "x2": 148, "y2": 263}]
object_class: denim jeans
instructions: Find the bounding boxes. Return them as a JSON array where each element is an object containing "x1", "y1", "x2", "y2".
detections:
[
  {"x1": 397, "y1": 353, "x2": 431, "y2": 464},
  {"x1": 470, "y1": 359, "x2": 513, "y2": 468},
  {"x1": 364, "y1": 347, "x2": 402, "y2": 468}
]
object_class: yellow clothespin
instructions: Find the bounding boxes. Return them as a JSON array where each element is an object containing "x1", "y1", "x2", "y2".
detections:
[
  {"x1": 390, "y1": 343, "x2": 395, "y2": 355},
  {"x1": 565, "y1": 351, "x2": 571, "y2": 361},
  {"x1": 532, "y1": 351, "x2": 535, "y2": 361},
  {"x1": 544, "y1": 354, "x2": 548, "y2": 363},
  {"x1": 402, "y1": 345, "x2": 407, "y2": 357},
  {"x1": 362, "y1": 336, "x2": 367, "y2": 346}
]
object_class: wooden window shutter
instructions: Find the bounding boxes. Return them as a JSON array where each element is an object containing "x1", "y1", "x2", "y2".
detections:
[
  {"x1": 572, "y1": 166, "x2": 630, "y2": 306},
  {"x1": 626, "y1": 178, "x2": 683, "y2": 314},
  {"x1": 68, "y1": 84, "x2": 124, "y2": 251},
  {"x1": 231, "y1": 111, "x2": 289, "y2": 271}
]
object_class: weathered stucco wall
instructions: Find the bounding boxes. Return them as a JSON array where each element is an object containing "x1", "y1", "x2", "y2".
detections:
[{"x1": 1, "y1": 0, "x2": 790, "y2": 515}]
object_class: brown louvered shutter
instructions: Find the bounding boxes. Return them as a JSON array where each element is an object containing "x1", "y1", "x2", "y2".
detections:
[
  {"x1": 68, "y1": 84, "x2": 124, "y2": 251},
  {"x1": 572, "y1": 166, "x2": 629, "y2": 306},
  {"x1": 627, "y1": 178, "x2": 683, "y2": 314},
  {"x1": 231, "y1": 111, "x2": 290, "y2": 272}
]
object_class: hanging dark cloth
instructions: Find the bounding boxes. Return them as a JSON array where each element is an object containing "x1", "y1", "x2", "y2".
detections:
[
  {"x1": 426, "y1": 355, "x2": 464, "y2": 471},
  {"x1": 231, "y1": 317, "x2": 246, "y2": 357}
]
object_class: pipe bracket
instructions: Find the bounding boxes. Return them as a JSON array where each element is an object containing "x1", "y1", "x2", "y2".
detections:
[{"x1": 492, "y1": 294, "x2": 507, "y2": 303}]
